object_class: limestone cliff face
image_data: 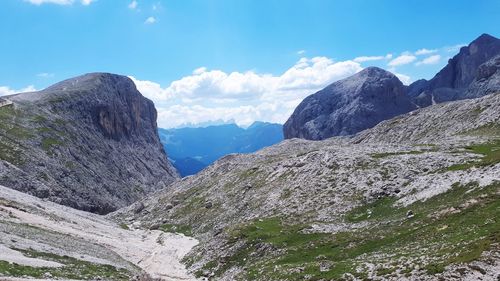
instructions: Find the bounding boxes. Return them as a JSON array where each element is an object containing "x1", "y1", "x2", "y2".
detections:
[
  {"x1": 409, "y1": 33, "x2": 500, "y2": 106},
  {"x1": 283, "y1": 67, "x2": 416, "y2": 140},
  {"x1": 0, "y1": 73, "x2": 179, "y2": 214}
]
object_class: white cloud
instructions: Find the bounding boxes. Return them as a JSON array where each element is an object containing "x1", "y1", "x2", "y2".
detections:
[
  {"x1": 0, "y1": 85, "x2": 36, "y2": 96},
  {"x1": 144, "y1": 16, "x2": 156, "y2": 24},
  {"x1": 388, "y1": 54, "x2": 417, "y2": 67},
  {"x1": 193, "y1": 67, "x2": 207, "y2": 75},
  {"x1": 415, "y1": 48, "x2": 437, "y2": 55},
  {"x1": 36, "y1": 72, "x2": 54, "y2": 78},
  {"x1": 297, "y1": 50, "x2": 306, "y2": 55},
  {"x1": 415, "y1": 54, "x2": 441, "y2": 66},
  {"x1": 132, "y1": 41, "x2": 466, "y2": 128},
  {"x1": 25, "y1": 0, "x2": 94, "y2": 5},
  {"x1": 354, "y1": 54, "x2": 392, "y2": 63},
  {"x1": 128, "y1": 0, "x2": 137, "y2": 9},
  {"x1": 445, "y1": 43, "x2": 467, "y2": 53},
  {"x1": 131, "y1": 56, "x2": 362, "y2": 128},
  {"x1": 394, "y1": 73, "x2": 411, "y2": 85},
  {"x1": 129, "y1": 77, "x2": 175, "y2": 101}
]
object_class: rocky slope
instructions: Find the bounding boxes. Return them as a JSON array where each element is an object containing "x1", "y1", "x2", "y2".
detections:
[
  {"x1": 283, "y1": 67, "x2": 416, "y2": 140},
  {"x1": 0, "y1": 73, "x2": 178, "y2": 214},
  {"x1": 353, "y1": 92, "x2": 500, "y2": 144},
  {"x1": 408, "y1": 33, "x2": 500, "y2": 106},
  {"x1": 0, "y1": 183, "x2": 198, "y2": 281},
  {"x1": 115, "y1": 90, "x2": 500, "y2": 280}
]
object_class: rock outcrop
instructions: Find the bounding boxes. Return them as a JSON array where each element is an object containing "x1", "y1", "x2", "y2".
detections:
[
  {"x1": 283, "y1": 67, "x2": 416, "y2": 140},
  {"x1": 464, "y1": 55, "x2": 500, "y2": 98},
  {"x1": 0, "y1": 73, "x2": 178, "y2": 214},
  {"x1": 409, "y1": 33, "x2": 500, "y2": 106}
]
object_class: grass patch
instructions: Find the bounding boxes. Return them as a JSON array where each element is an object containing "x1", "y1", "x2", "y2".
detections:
[
  {"x1": 0, "y1": 141, "x2": 24, "y2": 165},
  {"x1": 463, "y1": 123, "x2": 500, "y2": 137},
  {"x1": 371, "y1": 150, "x2": 428, "y2": 159},
  {"x1": 0, "y1": 248, "x2": 131, "y2": 280},
  {"x1": 41, "y1": 137, "x2": 63, "y2": 153},
  {"x1": 345, "y1": 196, "x2": 399, "y2": 222},
  {"x1": 0, "y1": 104, "x2": 33, "y2": 140},
  {"x1": 119, "y1": 223, "x2": 130, "y2": 230},
  {"x1": 444, "y1": 140, "x2": 500, "y2": 171},
  {"x1": 159, "y1": 223, "x2": 193, "y2": 236}
]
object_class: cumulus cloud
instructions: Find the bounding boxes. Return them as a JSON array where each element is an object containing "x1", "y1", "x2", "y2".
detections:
[
  {"x1": 415, "y1": 54, "x2": 441, "y2": 66},
  {"x1": 144, "y1": 16, "x2": 156, "y2": 24},
  {"x1": 25, "y1": 0, "x2": 94, "y2": 5},
  {"x1": 130, "y1": 40, "x2": 467, "y2": 128},
  {"x1": 131, "y1": 56, "x2": 362, "y2": 128},
  {"x1": 388, "y1": 54, "x2": 417, "y2": 66},
  {"x1": 445, "y1": 44, "x2": 467, "y2": 53},
  {"x1": 0, "y1": 85, "x2": 36, "y2": 96},
  {"x1": 36, "y1": 72, "x2": 54, "y2": 78},
  {"x1": 354, "y1": 54, "x2": 392, "y2": 62},
  {"x1": 128, "y1": 0, "x2": 137, "y2": 9},
  {"x1": 415, "y1": 48, "x2": 437, "y2": 55},
  {"x1": 394, "y1": 73, "x2": 411, "y2": 85}
]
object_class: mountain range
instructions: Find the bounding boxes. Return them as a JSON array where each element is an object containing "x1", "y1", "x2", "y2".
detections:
[
  {"x1": 158, "y1": 122, "x2": 283, "y2": 176},
  {"x1": 0, "y1": 33, "x2": 498, "y2": 281}
]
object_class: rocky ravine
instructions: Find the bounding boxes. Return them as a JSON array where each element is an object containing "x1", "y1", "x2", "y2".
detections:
[
  {"x1": 0, "y1": 73, "x2": 178, "y2": 214},
  {"x1": 115, "y1": 92, "x2": 500, "y2": 280}
]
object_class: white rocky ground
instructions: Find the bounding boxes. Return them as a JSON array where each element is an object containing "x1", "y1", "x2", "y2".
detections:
[{"x1": 0, "y1": 184, "x2": 199, "y2": 281}]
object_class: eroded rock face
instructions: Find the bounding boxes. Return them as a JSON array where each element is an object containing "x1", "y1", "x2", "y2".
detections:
[
  {"x1": 464, "y1": 55, "x2": 500, "y2": 99},
  {"x1": 0, "y1": 73, "x2": 179, "y2": 214},
  {"x1": 283, "y1": 67, "x2": 416, "y2": 140},
  {"x1": 409, "y1": 33, "x2": 500, "y2": 106}
]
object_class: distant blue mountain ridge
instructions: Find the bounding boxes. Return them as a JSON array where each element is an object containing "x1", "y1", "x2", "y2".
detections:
[{"x1": 158, "y1": 122, "x2": 284, "y2": 177}]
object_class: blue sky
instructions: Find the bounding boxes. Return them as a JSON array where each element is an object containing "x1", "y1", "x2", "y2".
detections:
[{"x1": 0, "y1": 0, "x2": 499, "y2": 127}]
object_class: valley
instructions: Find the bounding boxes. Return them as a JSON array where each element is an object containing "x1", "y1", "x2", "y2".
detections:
[{"x1": 0, "y1": 32, "x2": 498, "y2": 281}]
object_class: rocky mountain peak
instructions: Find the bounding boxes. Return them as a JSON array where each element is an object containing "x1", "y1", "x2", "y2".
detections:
[
  {"x1": 283, "y1": 67, "x2": 415, "y2": 140},
  {"x1": 409, "y1": 33, "x2": 500, "y2": 106},
  {"x1": 471, "y1": 33, "x2": 498, "y2": 46},
  {"x1": 44, "y1": 72, "x2": 136, "y2": 93},
  {"x1": 356, "y1": 66, "x2": 395, "y2": 79},
  {"x1": 0, "y1": 73, "x2": 179, "y2": 214},
  {"x1": 33, "y1": 73, "x2": 159, "y2": 142}
]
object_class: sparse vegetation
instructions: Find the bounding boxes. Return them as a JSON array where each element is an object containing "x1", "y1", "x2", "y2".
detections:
[
  {"x1": 198, "y1": 181, "x2": 499, "y2": 280},
  {"x1": 159, "y1": 223, "x2": 192, "y2": 236},
  {"x1": 119, "y1": 223, "x2": 130, "y2": 230},
  {"x1": 0, "y1": 248, "x2": 131, "y2": 280},
  {"x1": 371, "y1": 150, "x2": 429, "y2": 159},
  {"x1": 444, "y1": 140, "x2": 500, "y2": 171},
  {"x1": 41, "y1": 137, "x2": 63, "y2": 153}
]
